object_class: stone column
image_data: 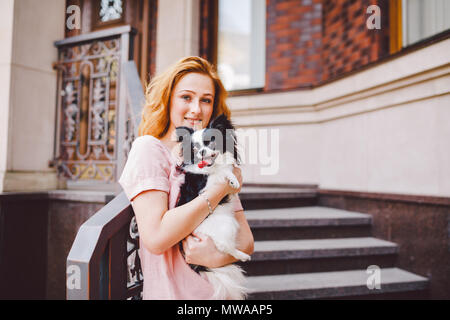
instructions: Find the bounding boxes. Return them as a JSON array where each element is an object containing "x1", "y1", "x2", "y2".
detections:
[
  {"x1": 0, "y1": 0, "x2": 66, "y2": 192},
  {"x1": 155, "y1": 0, "x2": 200, "y2": 75}
]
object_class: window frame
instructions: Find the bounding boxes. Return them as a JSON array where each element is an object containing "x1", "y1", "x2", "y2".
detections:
[
  {"x1": 215, "y1": 0, "x2": 267, "y2": 93},
  {"x1": 392, "y1": 0, "x2": 450, "y2": 53}
]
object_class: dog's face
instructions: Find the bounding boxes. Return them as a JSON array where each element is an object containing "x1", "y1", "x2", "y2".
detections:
[{"x1": 175, "y1": 114, "x2": 239, "y2": 172}]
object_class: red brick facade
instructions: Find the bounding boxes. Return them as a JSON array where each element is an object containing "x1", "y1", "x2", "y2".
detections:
[
  {"x1": 200, "y1": 0, "x2": 391, "y2": 92},
  {"x1": 266, "y1": 0, "x2": 323, "y2": 90},
  {"x1": 321, "y1": 0, "x2": 389, "y2": 82}
]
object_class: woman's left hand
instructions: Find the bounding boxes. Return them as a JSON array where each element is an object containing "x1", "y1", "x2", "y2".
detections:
[{"x1": 182, "y1": 232, "x2": 225, "y2": 268}]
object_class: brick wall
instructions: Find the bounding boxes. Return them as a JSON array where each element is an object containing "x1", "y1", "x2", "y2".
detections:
[
  {"x1": 321, "y1": 0, "x2": 390, "y2": 82},
  {"x1": 266, "y1": 0, "x2": 323, "y2": 90},
  {"x1": 200, "y1": 0, "x2": 391, "y2": 92}
]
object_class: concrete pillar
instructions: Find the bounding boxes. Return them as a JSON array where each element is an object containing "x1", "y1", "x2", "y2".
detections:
[
  {"x1": 0, "y1": 0, "x2": 66, "y2": 192},
  {"x1": 155, "y1": 0, "x2": 200, "y2": 74}
]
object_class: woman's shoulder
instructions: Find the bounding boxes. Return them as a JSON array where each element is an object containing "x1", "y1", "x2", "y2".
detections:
[
  {"x1": 129, "y1": 135, "x2": 173, "y2": 163},
  {"x1": 132, "y1": 134, "x2": 162, "y2": 148},
  {"x1": 119, "y1": 135, "x2": 174, "y2": 201}
]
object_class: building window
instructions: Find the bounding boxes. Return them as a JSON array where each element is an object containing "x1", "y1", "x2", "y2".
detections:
[
  {"x1": 402, "y1": 0, "x2": 450, "y2": 47},
  {"x1": 217, "y1": 0, "x2": 266, "y2": 91},
  {"x1": 99, "y1": 0, "x2": 123, "y2": 23}
]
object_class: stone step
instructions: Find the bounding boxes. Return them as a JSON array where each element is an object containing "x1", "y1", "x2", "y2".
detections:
[
  {"x1": 246, "y1": 268, "x2": 429, "y2": 300},
  {"x1": 245, "y1": 206, "x2": 372, "y2": 240},
  {"x1": 240, "y1": 187, "x2": 318, "y2": 210},
  {"x1": 239, "y1": 237, "x2": 398, "y2": 276},
  {"x1": 252, "y1": 237, "x2": 397, "y2": 260}
]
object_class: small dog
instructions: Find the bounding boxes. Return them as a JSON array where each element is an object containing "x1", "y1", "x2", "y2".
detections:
[{"x1": 175, "y1": 114, "x2": 250, "y2": 300}]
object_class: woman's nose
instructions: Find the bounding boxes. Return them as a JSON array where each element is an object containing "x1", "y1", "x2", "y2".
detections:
[{"x1": 189, "y1": 98, "x2": 201, "y2": 115}]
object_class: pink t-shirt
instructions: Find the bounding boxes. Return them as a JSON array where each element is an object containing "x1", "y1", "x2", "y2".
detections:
[{"x1": 118, "y1": 135, "x2": 244, "y2": 300}]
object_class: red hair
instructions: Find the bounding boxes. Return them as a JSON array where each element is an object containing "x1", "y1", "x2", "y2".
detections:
[{"x1": 138, "y1": 56, "x2": 231, "y2": 138}]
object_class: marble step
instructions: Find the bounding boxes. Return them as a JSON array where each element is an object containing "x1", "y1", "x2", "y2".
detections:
[
  {"x1": 239, "y1": 187, "x2": 318, "y2": 210},
  {"x1": 239, "y1": 237, "x2": 398, "y2": 276},
  {"x1": 251, "y1": 237, "x2": 398, "y2": 261},
  {"x1": 246, "y1": 267, "x2": 429, "y2": 300},
  {"x1": 245, "y1": 206, "x2": 372, "y2": 240}
]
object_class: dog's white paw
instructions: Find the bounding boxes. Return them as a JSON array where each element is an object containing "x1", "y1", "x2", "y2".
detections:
[{"x1": 233, "y1": 250, "x2": 251, "y2": 262}]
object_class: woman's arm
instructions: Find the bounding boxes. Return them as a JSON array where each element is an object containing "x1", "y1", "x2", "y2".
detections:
[
  {"x1": 182, "y1": 209, "x2": 255, "y2": 268},
  {"x1": 131, "y1": 168, "x2": 242, "y2": 255}
]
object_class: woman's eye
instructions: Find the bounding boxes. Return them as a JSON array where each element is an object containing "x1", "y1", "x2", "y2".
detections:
[
  {"x1": 202, "y1": 98, "x2": 212, "y2": 104},
  {"x1": 182, "y1": 95, "x2": 191, "y2": 101}
]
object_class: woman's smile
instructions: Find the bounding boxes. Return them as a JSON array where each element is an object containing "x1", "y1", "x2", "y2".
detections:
[{"x1": 184, "y1": 117, "x2": 203, "y2": 128}]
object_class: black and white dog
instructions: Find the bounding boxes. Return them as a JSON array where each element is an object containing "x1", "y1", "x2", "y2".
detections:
[{"x1": 175, "y1": 114, "x2": 250, "y2": 300}]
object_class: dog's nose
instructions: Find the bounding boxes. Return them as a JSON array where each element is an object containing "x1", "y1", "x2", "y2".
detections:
[{"x1": 200, "y1": 149, "x2": 206, "y2": 157}]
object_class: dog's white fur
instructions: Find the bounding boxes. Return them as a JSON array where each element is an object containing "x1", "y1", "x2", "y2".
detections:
[{"x1": 183, "y1": 147, "x2": 250, "y2": 300}]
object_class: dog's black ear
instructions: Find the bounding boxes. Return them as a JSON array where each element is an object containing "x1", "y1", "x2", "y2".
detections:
[
  {"x1": 209, "y1": 114, "x2": 234, "y2": 132},
  {"x1": 175, "y1": 126, "x2": 194, "y2": 142},
  {"x1": 208, "y1": 114, "x2": 237, "y2": 157},
  {"x1": 175, "y1": 126, "x2": 194, "y2": 164}
]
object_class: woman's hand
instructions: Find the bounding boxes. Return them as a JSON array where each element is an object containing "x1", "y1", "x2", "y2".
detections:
[
  {"x1": 229, "y1": 166, "x2": 243, "y2": 194},
  {"x1": 182, "y1": 232, "x2": 228, "y2": 268}
]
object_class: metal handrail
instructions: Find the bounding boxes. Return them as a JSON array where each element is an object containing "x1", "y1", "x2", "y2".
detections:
[
  {"x1": 66, "y1": 63, "x2": 145, "y2": 300},
  {"x1": 65, "y1": 28, "x2": 145, "y2": 300}
]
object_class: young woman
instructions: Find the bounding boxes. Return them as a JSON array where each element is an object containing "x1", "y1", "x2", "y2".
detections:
[{"x1": 118, "y1": 56, "x2": 254, "y2": 300}]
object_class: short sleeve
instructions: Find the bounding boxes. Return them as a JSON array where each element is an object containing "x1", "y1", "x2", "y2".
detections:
[
  {"x1": 118, "y1": 136, "x2": 171, "y2": 202},
  {"x1": 233, "y1": 194, "x2": 244, "y2": 212}
]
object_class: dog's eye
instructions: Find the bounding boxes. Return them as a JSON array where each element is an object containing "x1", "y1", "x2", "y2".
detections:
[{"x1": 208, "y1": 141, "x2": 216, "y2": 150}]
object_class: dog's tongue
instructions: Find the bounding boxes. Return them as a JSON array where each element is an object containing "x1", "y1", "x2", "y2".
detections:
[{"x1": 198, "y1": 160, "x2": 209, "y2": 168}]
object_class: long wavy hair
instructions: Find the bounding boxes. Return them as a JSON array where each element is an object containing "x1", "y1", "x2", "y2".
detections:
[{"x1": 138, "y1": 56, "x2": 231, "y2": 138}]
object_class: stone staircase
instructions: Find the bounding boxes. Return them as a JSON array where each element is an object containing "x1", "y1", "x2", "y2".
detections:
[{"x1": 238, "y1": 187, "x2": 429, "y2": 299}]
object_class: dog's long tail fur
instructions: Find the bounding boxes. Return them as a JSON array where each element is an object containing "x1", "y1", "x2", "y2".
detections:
[{"x1": 201, "y1": 264, "x2": 248, "y2": 300}]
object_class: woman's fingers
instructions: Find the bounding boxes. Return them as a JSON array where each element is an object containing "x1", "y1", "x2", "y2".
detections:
[
  {"x1": 186, "y1": 235, "x2": 196, "y2": 247},
  {"x1": 182, "y1": 239, "x2": 190, "y2": 262},
  {"x1": 232, "y1": 166, "x2": 243, "y2": 193},
  {"x1": 183, "y1": 234, "x2": 203, "y2": 264},
  {"x1": 191, "y1": 231, "x2": 206, "y2": 240}
]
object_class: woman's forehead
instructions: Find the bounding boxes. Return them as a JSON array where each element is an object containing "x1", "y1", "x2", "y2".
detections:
[{"x1": 175, "y1": 73, "x2": 214, "y2": 96}]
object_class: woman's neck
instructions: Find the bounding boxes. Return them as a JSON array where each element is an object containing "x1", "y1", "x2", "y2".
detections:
[
  {"x1": 160, "y1": 132, "x2": 176, "y2": 150},
  {"x1": 159, "y1": 128, "x2": 182, "y2": 162}
]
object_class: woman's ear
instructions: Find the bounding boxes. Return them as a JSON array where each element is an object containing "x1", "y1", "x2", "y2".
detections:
[{"x1": 175, "y1": 126, "x2": 194, "y2": 164}]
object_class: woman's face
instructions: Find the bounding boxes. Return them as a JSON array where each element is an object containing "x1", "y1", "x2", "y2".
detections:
[{"x1": 168, "y1": 72, "x2": 215, "y2": 132}]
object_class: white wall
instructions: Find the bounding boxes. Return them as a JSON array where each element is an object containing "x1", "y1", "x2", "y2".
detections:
[
  {"x1": 155, "y1": 0, "x2": 200, "y2": 75},
  {"x1": 0, "y1": 0, "x2": 66, "y2": 192},
  {"x1": 230, "y1": 39, "x2": 450, "y2": 197},
  {"x1": 0, "y1": 0, "x2": 15, "y2": 190}
]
